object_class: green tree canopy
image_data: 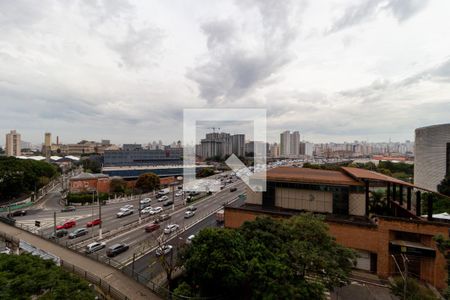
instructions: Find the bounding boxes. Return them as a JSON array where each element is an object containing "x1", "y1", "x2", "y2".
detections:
[
  {"x1": 110, "y1": 177, "x2": 127, "y2": 194},
  {"x1": 438, "y1": 176, "x2": 450, "y2": 197},
  {"x1": 180, "y1": 214, "x2": 356, "y2": 299},
  {"x1": 135, "y1": 173, "x2": 160, "y2": 192},
  {"x1": 197, "y1": 167, "x2": 215, "y2": 178},
  {"x1": 0, "y1": 253, "x2": 96, "y2": 299},
  {"x1": 0, "y1": 157, "x2": 58, "y2": 201}
]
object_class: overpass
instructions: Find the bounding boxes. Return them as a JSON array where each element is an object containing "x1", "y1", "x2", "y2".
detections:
[{"x1": 0, "y1": 222, "x2": 162, "y2": 300}]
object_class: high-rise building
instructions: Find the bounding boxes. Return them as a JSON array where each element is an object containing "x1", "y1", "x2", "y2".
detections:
[
  {"x1": 280, "y1": 131, "x2": 291, "y2": 157},
  {"x1": 43, "y1": 132, "x2": 51, "y2": 157},
  {"x1": 5, "y1": 130, "x2": 21, "y2": 156},
  {"x1": 290, "y1": 131, "x2": 300, "y2": 156},
  {"x1": 198, "y1": 132, "x2": 245, "y2": 159},
  {"x1": 415, "y1": 123, "x2": 450, "y2": 191},
  {"x1": 231, "y1": 134, "x2": 245, "y2": 157}
]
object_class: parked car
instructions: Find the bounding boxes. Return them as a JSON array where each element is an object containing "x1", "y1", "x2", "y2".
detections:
[
  {"x1": 154, "y1": 214, "x2": 171, "y2": 223},
  {"x1": 187, "y1": 205, "x2": 197, "y2": 212},
  {"x1": 7, "y1": 210, "x2": 26, "y2": 218},
  {"x1": 106, "y1": 243, "x2": 129, "y2": 257},
  {"x1": 116, "y1": 209, "x2": 133, "y2": 218},
  {"x1": 157, "y1": 196, "x2": 169, "y2": 202},
  {"x1": 68, "y1": 228, "x2": 88, "y2": 239},
  {"x1": 86, "y1": 218, "x2": 102, "y2": 227},
  {"x1": 85, "y1": 242, "x2": 106, "y2": 254},
  {"x1": 149, "y1": 207, "x2": 163, "y2": 215},
  {"x1": 184, "y1": 210, "x2": 195, "y2": 219},
  {"x1": 145, "y1": 223, "x2": 160, "y2": 233},
  {"x1": 155, "y1": 244, "x2": 173, "y2": 256},
  {"x1": 163, "y1": 199, "x2": 174, "y2": 207},
  {"x1": 140, "y1": 206, "x2": 154, "y2": 214},
  {"x1": 49, "y1": 229, "x2": 68, "y2": 239},
  {"x1": 60, "y1": 206, "x2": 76, "y2": 212},
  {"x1": 186, "y1": 234, "x2": 195, "y2": 244},
  {"x1": 164, "y1": 224, "x2": 179, "y2": 234},
  {"x1": 56, "y1": 220, "x2": 76, "y2": 230},
  {"x1": 120, "y1": 204, "x2": 133, "y2": 211}
]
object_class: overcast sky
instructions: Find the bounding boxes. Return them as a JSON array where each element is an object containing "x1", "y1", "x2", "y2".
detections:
[{"x1": 1, "y1": 0, "x2": 450, "y2": 146}]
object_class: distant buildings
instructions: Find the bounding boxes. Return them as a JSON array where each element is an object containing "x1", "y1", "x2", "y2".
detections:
[
  {"x1": 5, "y1": 130, "x2": 21, "y2": 156},
  {"x1": 197, "y1": 132, "x2": 245, "y2": 159},
  {"x1": 414, "y1": 123, "x2": 450, "y2": 191},
  {"x1": 103, "y1": 145, "x2": 183, "y2": 167},
  {"x1": 280, "y1": 130, "x2": 301, "y2": 157}
]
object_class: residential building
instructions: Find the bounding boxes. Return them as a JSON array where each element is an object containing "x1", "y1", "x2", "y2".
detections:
[
  {"x1": 231, "y1": 134, "x2": 245, "y2": 157},
  {"x1": 415, "y1": 123, "x2": 450, "y2": 191},
  {"x1": 280, "y1": 131, "x2": 291, "y2": 157},
  {"x1": 269, "y1": 143, "x2": 280, "y2": 158},
  {"x1": 225, "y1": 166, "x2": 449, "y2": 290},
  {"x1": 5, "y1": 130, "x2": 21, "y2": 156},
  {"x1": 198, "y1": 132, "x2": 245, "y2": 159},
  {"x1": 290, "y1": 131, "x2": 300, "y2": 156}
]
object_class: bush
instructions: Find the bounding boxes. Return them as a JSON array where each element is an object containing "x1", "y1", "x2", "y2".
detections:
[
  {"x1": 67, "y1": 192, "x2": 109, "y2": 204},
  {"x1": 390, "y1": 277, "x2": 439, "y2": 300}
]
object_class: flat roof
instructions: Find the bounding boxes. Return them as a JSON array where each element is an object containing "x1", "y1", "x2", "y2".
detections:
[
  {"x1": 341, "y1": 167, "x2": 415, "y2": 188},
  {"x1": 266, "y1": 167, "x2": 364, "y2": 186}
]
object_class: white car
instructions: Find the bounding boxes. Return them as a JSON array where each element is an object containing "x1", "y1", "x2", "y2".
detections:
[
  {"x1": 85, "y1": 242, "x2": 106, "y2": 254},
  {"x1": 164, "y1": 224, "x2": 179, "y2": 234},
  {"x1": 140, "y1": 198, "x2": 152, "y2": 205},
  {"x1": 120, "y1": 204, "x2": 134, "y2": 211},
  {"x1": 186, "y1": 235, "x2": 195, "y2": 244},
  {"x1": 117, "y1": 208, "x2": 133, "y2": 218},
  {"x1": 140, "y1": 206, "x2": 153, "y2": 214},
  {"x1": 149, "y1": 207, "x2": 163, "y2": 215},
  {"x1": 175, "y1": 191, "x2": 184, "y2": 197},
  {"x1": 155, "y1": 244, "x2": 173, "y2": 256},
  {"x1": 157, "y1": 196, "x2": 169, "y2": 202},
  {"x1": 184, "y1": 210, "x2": 195, "y2": 218}
]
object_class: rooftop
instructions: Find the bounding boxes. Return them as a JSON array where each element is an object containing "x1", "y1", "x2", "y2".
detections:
[{"x1": 266, "y1": 167, "x2": 363, "y2": 186}]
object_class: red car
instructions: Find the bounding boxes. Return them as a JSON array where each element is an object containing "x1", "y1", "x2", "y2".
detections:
[
  {"x1": 145, "y1": 223, "x2": 160, "y2": 233},
  {"x1": 56, "y1": 220, "x2": 76, "y2": 230},
  {"x1": 86, "y1": 218, "x2": 102, "y2": 227}
]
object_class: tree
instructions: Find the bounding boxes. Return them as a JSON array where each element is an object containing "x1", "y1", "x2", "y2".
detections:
[
  {"x1": 0, "y1": 253, "x2": 96, "y2": 299},
  {"x1": 438, "y1": 176, "x2": 450, "y2": 197},
  {"x1": 110, "y1": 177, "x2": 127, "y2": 194},
  {"x1": 180, "y1": 214, "x2": 356, "y2": 299},
  {"x1": 135, "y1": 173, "x2": 160, "y2": 193},
  {"x1": 197, "y1": 167, "x2": 215, "y2": 178},
  {"x1": 82, "y1": 158, "x2": 101, "y2": 173}
]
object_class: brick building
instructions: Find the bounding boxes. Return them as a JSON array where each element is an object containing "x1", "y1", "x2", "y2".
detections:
[
  {"x1": 69, "y1": 173, "x2": 110, "y2": 194},
  {"x1": 225, "y1": 167, "x2": 450, "y2": 290}
]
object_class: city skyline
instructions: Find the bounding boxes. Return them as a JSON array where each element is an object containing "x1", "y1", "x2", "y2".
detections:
[{"x1": 1, "y1": 1, "x2": 450, "y2": 144}]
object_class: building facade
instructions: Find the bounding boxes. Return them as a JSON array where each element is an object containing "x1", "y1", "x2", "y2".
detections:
[
  {"x1": 5, "y1": 130, "x2": 21, "y2": 156},
  {"x1": 198, "y1": 132, "x2": 245, "y2": 159},
  {"x1": 280, "y1": 131, "x2": 291, "y2": 157},
  {"x1": 225, "y1": 166, "x2": 449, "y2": 290},
  {"x1": 104, "y1": 147, "x2": 183, "y2": 167},
  {"x1": 415, "y1": 123, "x2": 450, "y2": 191}
]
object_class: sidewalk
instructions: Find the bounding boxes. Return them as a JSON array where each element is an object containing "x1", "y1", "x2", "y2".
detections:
[{"x1": 0, "y1": 222, "x2": 161, "y2": 300}]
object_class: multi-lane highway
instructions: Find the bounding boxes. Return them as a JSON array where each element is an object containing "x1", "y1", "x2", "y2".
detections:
[{"x1": 7, "y1": 173, "x2": 247, "y2": 285}]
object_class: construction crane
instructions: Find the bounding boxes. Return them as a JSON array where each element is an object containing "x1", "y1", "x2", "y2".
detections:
[{"x1": 208, "y1": 127, "x2": 221, "y2": 133}]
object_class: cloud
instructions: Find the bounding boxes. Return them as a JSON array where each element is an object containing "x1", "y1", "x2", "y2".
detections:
[
  {"x1": 330, "y1": 0, "x2": 429, "y2": 33},
  {"x1": 187, "y1": 0, "x2": 302, "y2": 104}
]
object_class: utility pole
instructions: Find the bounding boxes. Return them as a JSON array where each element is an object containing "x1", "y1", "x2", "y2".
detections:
[
  {"x1": 53, "y1": 211, "x2": 57, "y2": 238},
  {"x1": 98, "y1": 191, "x2": 102, "y2": 239},
  {"x1": 138, "y1": 194, "x2": 142, "y2": 224},
  {"x1": 402, "y1": 254, "x2": 409, "y2": 300}
]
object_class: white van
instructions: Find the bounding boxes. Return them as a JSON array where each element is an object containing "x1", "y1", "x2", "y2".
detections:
[{"x1": 158, "y1": 188, "x2": 170, "y2": 196}]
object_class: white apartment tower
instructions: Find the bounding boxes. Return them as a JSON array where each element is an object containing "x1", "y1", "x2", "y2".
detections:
[
  {"x1": 290, "y1": 131, "x2": 300, "y2": 156},
  {"x1": 5, "y1": 130, "x2": 21, "y2": 156},
  {"x1": 280, "y1": 131, "x2": 291, "y2": 157}
]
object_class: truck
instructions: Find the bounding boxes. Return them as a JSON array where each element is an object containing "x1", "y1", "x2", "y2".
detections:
[
  {"x1": 157, "y1": 188, "x2": 170, "y2": 196},
  {"x1": 216, "y1": 209, "x2": 224, "y2": 224}
]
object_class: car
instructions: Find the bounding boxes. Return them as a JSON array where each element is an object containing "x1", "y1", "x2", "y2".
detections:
[
  {"x1": 163, "y1": 199, "x2": 174, "y2": 207},
  {"x1": 149, "y1": 207, "x2": 163, "y2": 215},
  {"x1": 155, "y1": 244, "x2": 173, "y2": 256},
  {"x1": 49, "y1": 229, "x2": 68, "y2": 239},
  {"x1": 186, "y1": 235, "x2": 195, "y2": 244},
  {"x1": 56, "y1": 220, "x2": 76, "y2": 230},
  {"x1": 230, "y1": 187, "x2": 237, "y2": 192},
  {"x1": 116, "y1": 209, "x2": 133, "y2": 218},
  {"x1": 60, "y1": 206, "x2": 76, "y2": 212},
  {"x1": 120, "y1": 204, "x2": 133, "y2": 211},
  {"x1": 157, "y1": 188, "x2": 170, "y2": 196},
  {"x1": 7, "y1": 210, "x2": 27, "y2": 218},
  {"x1": 106, "y1": 243, "x2": 129, "y2": 257},
  {"x1": 68, "y1": 228, "x2": 88, "y2": 239},
  {"x1": 140, "y1": 198, "x2": 152, "y2": 205},
  {"x1": 175, "y1": 191, "x2": 184, "y2": 197},
  {"x1": 140, "y1": 206, "x2": 154, "y2": 214},
  {"x1": 145, "y1": 223, "x2": 160, "y2": 233},
  {"x1": 184, "y1": 210, "x2": 195, "y2": 219},
  {"x1": 86, "y1": 218, "x2": 102, "y2": 227},
  {"x1": 85, "y1": 241, "x2": 106, "y2": 254},
  {"x1": 154, "y1": 214, "x2": 171, "y2": 223},
  {"x1": 187, "y1": 205, "x2": 197, "y2": 212},
  {"x1": 164, "y1": 224, "x2": 179, "y2": 234},
  {"x1": 157, "y1": 196, "x2": 169, "y2": 202}
]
